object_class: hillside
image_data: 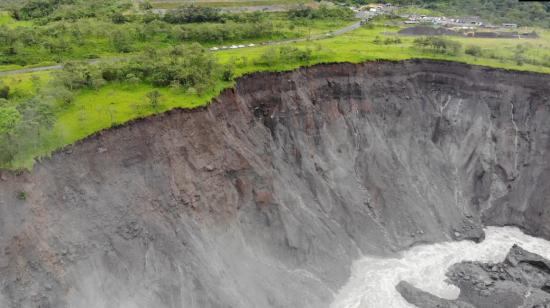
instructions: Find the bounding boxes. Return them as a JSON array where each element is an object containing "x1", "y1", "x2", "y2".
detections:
[{"x1": 1, "y1": 60, "x2": 550, "y2": 307}]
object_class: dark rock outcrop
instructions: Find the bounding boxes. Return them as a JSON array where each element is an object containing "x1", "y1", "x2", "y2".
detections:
[
  {"x1": 396, "y1": 281, "x2": 475, "y2": 308},
  {"x1": 398, "y1": 245, "x2": 550, "y2": 308},
  {"x1": 0, "y1": 60, "x2": 549, "y2": 307}
]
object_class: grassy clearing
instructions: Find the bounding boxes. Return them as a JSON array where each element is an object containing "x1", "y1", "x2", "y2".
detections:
[{"x1": 3, "y1": 23, "x2": 550, "y2": 169}]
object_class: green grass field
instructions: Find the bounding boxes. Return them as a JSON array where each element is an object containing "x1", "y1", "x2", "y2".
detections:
[{"x1": 3, "y1": 21, "x2": 550, "y2": 169}]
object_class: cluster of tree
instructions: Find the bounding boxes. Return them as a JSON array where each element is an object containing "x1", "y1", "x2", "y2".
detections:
[
  {"x1": 288, "y1": 4, "x2": 355, "y2": 20},
  {"x1": 413, "y1": 36, "x2": 462, "y2": 55},
  {"x1": 6, "y1": 0, "x2": 132, "y2": 23},
  {"x1": 172, "y1": 20, "x2": 279, "y2": 44},
  {"x1": 54, "y1": 44, "x2": 219, "y2": 95},
  {"x1": 0, "y1": 94, "x2": 55, "y2": 166},
  {"x1": 163, "y1": 5, "x2": 223, "y2": 24},
  {"x1": 0, "y1": 14, "x2": 287, "y2": 66}
]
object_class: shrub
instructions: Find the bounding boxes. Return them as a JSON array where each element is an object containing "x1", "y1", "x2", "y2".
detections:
[
  {"x1": 111, "y1": 13, "x2": 128, "y2": 24},
  {"x1": 221, "y1": 64, "x2": 235, "y2": 82},
  {"x1": 414, "y1": 36, "x2": 462, "y2": 55},
  {"x1": 146, "y1": 90, "x2": 161, "y2": 110},
  {"x1": 17, "y1": 191, "x2": 28, "y2": 201},
  {"x1": 465, "y1": 45, "x2": 483, "y2": 57},
  {"x1": 0, "y1": 85, "x2": 10, "y2": 99}
]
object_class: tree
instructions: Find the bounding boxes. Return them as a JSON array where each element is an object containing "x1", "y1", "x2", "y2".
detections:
[{"x1": 111, "y1": 30, "x2": 133, "y2": 53}]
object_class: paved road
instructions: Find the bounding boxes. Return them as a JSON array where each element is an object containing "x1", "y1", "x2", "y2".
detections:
[
  {"x1": 0, "y1": 59, "x2": 101, "y2": 77},
  {"x1": 0, "y1": 12, "x2": 374, "y2": 77}
]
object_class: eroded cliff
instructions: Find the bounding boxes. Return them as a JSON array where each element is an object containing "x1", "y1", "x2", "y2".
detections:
[{"x1": 0, "y1": 60, "x2": 549, "y2": 308}]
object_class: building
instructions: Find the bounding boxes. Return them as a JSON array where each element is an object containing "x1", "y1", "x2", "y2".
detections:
[{"x1": 502, "y1": 23, "x2": 518, "y2": 28}]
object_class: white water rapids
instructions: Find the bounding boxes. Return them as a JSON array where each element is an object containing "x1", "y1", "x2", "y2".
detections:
[{"x1": 331, "y1": 226, "x2": 550, "y2": 308}]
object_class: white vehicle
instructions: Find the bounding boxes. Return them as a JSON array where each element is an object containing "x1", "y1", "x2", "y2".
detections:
[
  {"x1": 230, "y1": 45, "x2": 238, "y2": 49},
  {"x1": 238, "y1": 45, "x2": 245, "y2": 48},
  {"x1": 248, "y1": 43, "x2": 256, "y2": 47},
  {"x1": 209, "y1": 47, "x2": 219, "y2": 51}
]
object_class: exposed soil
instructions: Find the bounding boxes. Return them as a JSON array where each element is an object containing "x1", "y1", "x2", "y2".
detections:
[
  {"x1": 398, "y1": 26, "x2": 540, "y2": 39},
  {"x1": 0, "y1": 60, "x2": 549, "y2": 307},
  {"x1": 398, "y1": 26, "x2": 461, "y2": 36}
]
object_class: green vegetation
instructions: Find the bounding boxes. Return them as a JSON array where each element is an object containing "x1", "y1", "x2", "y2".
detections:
[
  {"x1": 150, "y1": 0, "x2": 311, "y2": 9},
  {"x1": 413, "y1": 36, "x2": 462, "y2": 55},
  {"x1": 17, "y1": 190, "x2": 27, "y2": 200},
  {"x1": 0, "y1": 3, "x2": 352, "y2": 69},
  {"x1": 1, "y1": 1, "x2": 550, "y2": 170}
]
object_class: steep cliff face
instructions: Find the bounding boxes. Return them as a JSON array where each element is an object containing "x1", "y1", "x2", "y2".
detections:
[{"x1": 0, "y1": 60, "x2": 549, "y2": 308}]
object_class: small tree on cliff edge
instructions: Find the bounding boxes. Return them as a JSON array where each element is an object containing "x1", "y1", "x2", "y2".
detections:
[{"x1": 146, "y1": 90, "x2": 161, "y2": 111}]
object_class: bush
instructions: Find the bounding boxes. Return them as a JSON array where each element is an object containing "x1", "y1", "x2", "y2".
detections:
[
  {"x1": 414, "y1": 36, "x2": 462, "y2": 55},
  {"x1": 111, "y1": 13, "x2": 128, "y2": 24},
  {"x1": 55, "y1": 87, "x2": 75, "y2": 105},
  {"x1": 375, "y1": 37, "x2": 402, "y2": 45},
  {"x1": 221, "y1": 64, "x2": 235, "y2": 82},
  {"x1": 54, "y1": 62, "x2": 103, "y2": 91},
  {"x1": 17, "y1": 191, "x2": 28, "y2": 201},
  {"x1": 146, "y1": 90, "x2": 161, "y2": 110},
  {"x1": 0, "y1": 85, "x2": 10, "y2": 99},
  {"x1": 465, "y1": 45, "x2": 483, "y2": 57}
]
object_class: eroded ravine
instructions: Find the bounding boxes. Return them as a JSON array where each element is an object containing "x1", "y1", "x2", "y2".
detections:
[{"x1": 0, "y1": 60, "x2": 549, "y2": 307}]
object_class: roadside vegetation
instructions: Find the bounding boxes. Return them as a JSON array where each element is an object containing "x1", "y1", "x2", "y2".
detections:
[{"x1": 1, "y1": 1, "x2": 550, "y2": 169}]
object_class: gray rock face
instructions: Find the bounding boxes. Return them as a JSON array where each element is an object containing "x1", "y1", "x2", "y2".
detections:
[
  {"x1": 398, "y1": 245, "x2": 550, "y2": 308},
  {"x1": 0, "y1": 60, "x2": 549, "y2": 307}
]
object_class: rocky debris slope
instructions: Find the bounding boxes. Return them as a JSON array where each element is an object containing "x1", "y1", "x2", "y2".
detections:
[
  {"x1": 398, "y1": 245, "x2": 550, "y2": 308},
  {"x1": 0, "y1": 60, "x2": 549, "y2": 307}
]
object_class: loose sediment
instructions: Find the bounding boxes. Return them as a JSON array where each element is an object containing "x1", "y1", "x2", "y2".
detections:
[{"x1": 0, "y1": 60, "x2": 549, "y2": 307}]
